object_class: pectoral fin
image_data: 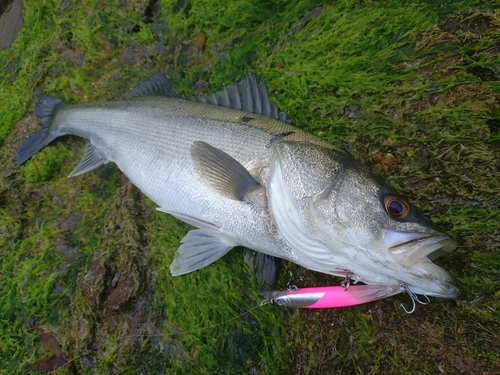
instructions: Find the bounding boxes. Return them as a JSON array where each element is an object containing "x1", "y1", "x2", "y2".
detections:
[
  {"x1": 191, "y1": 141, "x2": 260, "y2": 200},
  {"x1": 170, "y1": 229, "x2": 236, "y2": 276},
  {"x1": 68, "y1": 142, "x2": 108, "y2": 177}
]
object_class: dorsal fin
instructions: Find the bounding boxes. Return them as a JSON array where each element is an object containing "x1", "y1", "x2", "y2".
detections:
[
  {"x1": 125, "y1": 73, "x2": 178, "y2": 99},
  {"x1": 194, "y1": 73, "x2": 291, "y2": 123},
  {"x1": 126, "y1": 72, "x2": 291, "y2": 122}
]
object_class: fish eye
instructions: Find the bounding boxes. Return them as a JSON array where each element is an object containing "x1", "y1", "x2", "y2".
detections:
[{"x1": 384, "y1": 196, "x2": 410, "y2": 219}]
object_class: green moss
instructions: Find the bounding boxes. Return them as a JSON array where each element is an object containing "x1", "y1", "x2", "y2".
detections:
[
  {"x1": 1, "y1": 0, "x2": 499, "y2": 374},
  {"x1": 20, "y1": 145, "x2": 72, "y2": 187}
]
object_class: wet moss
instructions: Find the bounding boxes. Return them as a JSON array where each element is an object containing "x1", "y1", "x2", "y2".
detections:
[{"x1": 0, "y1": 0, "x2": 499, "y2": 374}]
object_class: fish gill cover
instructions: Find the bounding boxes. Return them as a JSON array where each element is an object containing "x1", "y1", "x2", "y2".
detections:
[{"x1": 0, "y1": 0, "x2": 499, "y2": 374}]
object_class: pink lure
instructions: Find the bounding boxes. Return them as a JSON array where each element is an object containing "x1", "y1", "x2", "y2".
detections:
[{"x1": 271, "y1": 284, "x2": 403, "y2": 308}]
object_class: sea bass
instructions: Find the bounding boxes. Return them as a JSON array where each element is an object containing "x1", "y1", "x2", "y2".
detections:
[{"x1": 16, "y1": 73, "x2": 462, "y2": 299}]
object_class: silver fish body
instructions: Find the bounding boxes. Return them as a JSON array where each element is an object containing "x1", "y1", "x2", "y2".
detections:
[{"x1": 17, "y1": 73, "x2": 462, "y2": 299}]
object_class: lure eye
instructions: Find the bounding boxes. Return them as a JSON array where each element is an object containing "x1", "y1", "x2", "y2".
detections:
[{"x1": 384, "y1": 196, "x2": 410, "y2": 219}]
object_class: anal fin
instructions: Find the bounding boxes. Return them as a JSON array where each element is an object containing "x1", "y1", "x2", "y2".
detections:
[
  {"x1": 170, "y1": 229, "x2": 236, "y2": 276},
  {"x1": 68, "y1": 142, "x2": 108, "y2": 177}
]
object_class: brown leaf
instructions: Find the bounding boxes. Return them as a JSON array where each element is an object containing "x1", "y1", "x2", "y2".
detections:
[
  {"x1": 39, "y1": 331, "x2": 62, "y2": 356},
  {"x1": 106, "y1": 273, "x2": 137, "y2": 312},
  {"x1": 371, "y1": 151, "x2": 401, "y2": 168},
  {"x1": 28, "y1": 355, "x2": 68, "y2": 373},
  {"x1": 194, "y1": 33, "x2": 207, "y2": 51},
  {"x1": 27, "y1": 331, "x2": 71, "y2": 373}
]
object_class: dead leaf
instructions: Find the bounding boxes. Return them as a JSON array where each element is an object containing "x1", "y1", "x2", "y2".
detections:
[
  {"x1": 39, "y1": 331, "x2": 62, "y2": 356},
  {"x1": 27, "y1": 331, "x2": 71, "y2": 373},
  {"x1": 371, "y1": 151, "x2": 401, "y2": 168},
  {"x1": 28, "y1": 355, "x2": 69, "y2": 373},
  {"x1": 194, "y1": 33, "x2": 207, "y2": 51}
]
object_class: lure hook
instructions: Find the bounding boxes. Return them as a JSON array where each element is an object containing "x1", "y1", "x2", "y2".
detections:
[
  {"x1": 399, "y1": 283, "x2": 430, "y2": 314},
  {"x1": 260, "y1": 298, "x2": 273, "y2": 307},
  {"x1": 341, "y1": 269, "x2": 351, "y2": 291}
]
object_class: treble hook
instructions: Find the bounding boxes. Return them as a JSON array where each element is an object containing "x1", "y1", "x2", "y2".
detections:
[
  {"x1": 260, "y1": 298, "x2": 273, "y2": 307},
  {"x1": 399, "y1": 283, "x2": 431, "y2": 314},
  {"x1": 341, "y1": 270, "x2": 351, "y2": 291},
  {"x1": 287, "y1": 284, "x2": 299, "y2": 292},
  {"x1": 286, "y1": 272, "x2": 303, "y2": 291}
]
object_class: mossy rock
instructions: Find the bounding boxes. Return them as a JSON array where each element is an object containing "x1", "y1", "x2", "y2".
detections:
[{"x1": 0, "y1": 0, "x2": 499, "y2": 374}]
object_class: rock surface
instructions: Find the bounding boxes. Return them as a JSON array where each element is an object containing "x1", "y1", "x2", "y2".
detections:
[{"x1": 0, "y1": 0, "x2": 23, "y2": 50}]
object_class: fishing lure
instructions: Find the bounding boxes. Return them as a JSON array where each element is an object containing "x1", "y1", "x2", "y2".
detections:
[{"x1": 269, "y1": 284, "x2": 404, "y2": 308}]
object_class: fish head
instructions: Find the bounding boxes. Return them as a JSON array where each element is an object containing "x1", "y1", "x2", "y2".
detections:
[{"x1": 268, "y1": 141, "x2": 462, "y2": 299}]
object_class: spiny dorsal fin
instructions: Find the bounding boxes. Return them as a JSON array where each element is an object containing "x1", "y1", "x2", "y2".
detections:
[
  {"x1": 191, "y1": 141, "x2": 260, "y2": 201},
  {"x1": 125, "y1": 73, "x2": 178, "y2": 99},
  {"x1": 194, "y1": 73, "x2": 291, "y2": 123},
  {"x1": 127, "y1": 72, "x2": 291, "y2": 121}
]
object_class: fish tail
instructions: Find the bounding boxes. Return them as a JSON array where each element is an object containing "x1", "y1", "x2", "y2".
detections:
[{"x1": 16, "y1": 95, "x2": 64, "y2": 165}]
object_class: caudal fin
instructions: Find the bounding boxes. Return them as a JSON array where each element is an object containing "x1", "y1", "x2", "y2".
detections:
[{"x1": 16, "y1": 95, "x2": 64, "y2": 165}]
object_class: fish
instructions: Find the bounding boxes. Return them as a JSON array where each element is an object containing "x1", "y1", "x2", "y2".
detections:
[{"x1": 16, "y1": 73, "x2": 462, "y2": 299}]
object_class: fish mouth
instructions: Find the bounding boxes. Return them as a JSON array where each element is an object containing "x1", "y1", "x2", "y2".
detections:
[
  {"x1": 384, "y1": 230, "x2": 462, "y2": 299},
  {"x1": 400, "y1": 262, "x2": 463, "y2": 299},
  {"x1": 384, "y1": 230, "x2": 457, "y2": 267}
]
